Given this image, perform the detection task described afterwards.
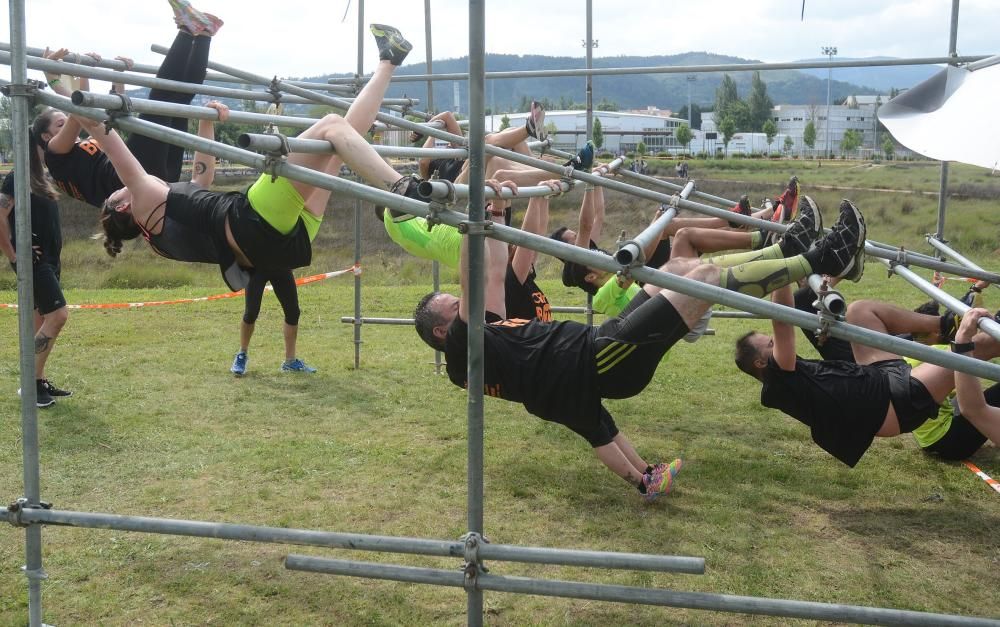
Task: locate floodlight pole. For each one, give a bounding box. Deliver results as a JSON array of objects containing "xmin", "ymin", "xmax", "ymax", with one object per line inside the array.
[
  {"xmin": 687, "ymin": 75, "xmax": 696, "ymax": 128},
  {"xmin": 822, "ymin": 46, "xmax": 837, "ymax": 158},
  {"xmin": 935, "ymin": 0, "xmax": 961, "ymax": 254}
]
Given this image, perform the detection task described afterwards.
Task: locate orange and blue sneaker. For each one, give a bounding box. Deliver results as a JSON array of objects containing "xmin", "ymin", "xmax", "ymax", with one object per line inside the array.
[{"xmin": 642, "ymin": 458, "xmax": 682, "ymax": 502}]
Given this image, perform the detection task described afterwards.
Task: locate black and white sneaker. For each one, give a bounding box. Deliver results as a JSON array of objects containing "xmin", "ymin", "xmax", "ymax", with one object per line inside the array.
[
  {"xmin": 40, "ymin": 379, "xmax": 72, "ymax": 398},
  {"xmin": 370, "ymin": 24, "xmax": 412, "ymax": 66},
  {"xmin": 807, "ymin": 199, "xmax": 866, "ymax": 281},
  {"xmin": 18, "ymin": 380, "xmax": 55, "ymax": 408},
  {"xmin": 525, "ymin": 101, "xmax": 547, "ymax": 141},
  {"xmin": 777, "ymin": 195, "xmax": 823, "ymax": 257},
  {"xmin": 386, "ymin": 175, "xmax": 425, "ymax": 223}
]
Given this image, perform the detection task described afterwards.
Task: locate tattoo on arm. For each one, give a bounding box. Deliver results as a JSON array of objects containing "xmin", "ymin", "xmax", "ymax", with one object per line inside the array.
[
  {"xmin": 193, "ymin": 161, "xmax": 207, "ymax": 176},
  {"xmin": 0, "ymin": 194, "xmax": 12, "ymax": 211},
  {"xmin": 34, "ymin": 332, "xmax": 52, "ymax": 355}
]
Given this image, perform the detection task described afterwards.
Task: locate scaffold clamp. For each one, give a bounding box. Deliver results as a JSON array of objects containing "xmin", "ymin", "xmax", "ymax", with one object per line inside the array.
[
  {"xmin": 5, "ymin": 497, "xmax": 52, "ymax": 528},
  {"xmin": 1, "ymin": 81, "xmax": 40, "ymax": 98},
  {"xmin": 262, "ymin": 133, "xmax": 290, "ymax": 182},
  {"xmin": 425, "ymin": 201, "xmax": 448, "ymax": 230},
  {"xmin": 267, "ymin": 77, "xmax": 283, "ymax": 102},
  {"xmin": 458, "ymin": 220, "xmax": 492, "ymax": 236},
  {"xmin": 103, "ymin": 92, "xmax": 134, "ymax": 134}
]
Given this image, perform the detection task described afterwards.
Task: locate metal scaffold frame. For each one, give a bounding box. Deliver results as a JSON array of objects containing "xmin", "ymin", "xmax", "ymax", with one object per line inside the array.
[{"xmin": 3, "ymin": 1, "xmax": 998, "ymax": 625}]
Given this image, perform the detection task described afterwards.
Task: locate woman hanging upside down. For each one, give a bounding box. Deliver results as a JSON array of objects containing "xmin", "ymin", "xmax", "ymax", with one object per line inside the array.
[{"xmin": 86, "ymin": 24, "xmax": 424, "ymax": 289}]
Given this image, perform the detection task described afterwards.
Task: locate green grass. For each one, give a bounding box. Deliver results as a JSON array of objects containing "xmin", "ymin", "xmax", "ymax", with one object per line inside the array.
[{"xmin": 0, "ymin": 162, "xmax": 999, "ymax": 625}]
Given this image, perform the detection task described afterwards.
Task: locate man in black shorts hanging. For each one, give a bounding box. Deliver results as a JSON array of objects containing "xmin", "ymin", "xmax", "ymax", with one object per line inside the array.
[
  {"xmin": 0, "ymin": 171, "xmax": 72, "ymax": 407},
  {"xmin": 414, "ymin": 199, "xmax": 868, "ymax": 500},
  {"xmin": 733, "ymin": 285, "xmax": 1000, "ymax": 467}
]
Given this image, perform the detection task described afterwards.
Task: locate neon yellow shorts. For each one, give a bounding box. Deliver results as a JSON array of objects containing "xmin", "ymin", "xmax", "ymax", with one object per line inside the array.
[
  {"xmin": 246, "ymin": 174, "xmax": 323, "ymax": 241},
  {"xmin": 382, "ymin": 209, "xmax": 461, "ymax": 268}
]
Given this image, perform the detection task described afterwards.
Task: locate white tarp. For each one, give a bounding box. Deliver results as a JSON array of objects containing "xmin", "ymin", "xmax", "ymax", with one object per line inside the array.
[{"xmin": 878, "ymin": 63, "xmax": 1000, "ymax": 171}]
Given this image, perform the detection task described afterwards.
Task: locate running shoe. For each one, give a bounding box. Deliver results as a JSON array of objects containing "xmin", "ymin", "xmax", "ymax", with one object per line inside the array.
[
  {"xmin": 370, "ymin": 24, "xmax": 412, "ymax": 66},
  {"xmin": 939, "ymin": 287, "xmax": 984, "ymax": 343},
  {"xmin": 168, "ymin": 0, "xmax": 223, "ymax": 37},
  {"xmin": 40, "ymin": 379, "xmax": 72, "ymax": 398},
  {"xmin": 18, "ymin": 380, "xmax": 55, "ymax": 408},
  {"xmin": 777, "ymin": 195, "xmax": 823, "ymax": 257},
  {"xmin": 641, "ymin": 465, "xmax": 679, "ymax": 503},
  {"xmin": 386, "ymin": 174, "xmax": 425, "ymax": 223},
  {"xmin": 806, "ymin": 199, "xmax": 866, "ymax": 281},
  {"xmin": 728, "ymin": 195, "xmax": 752, "ymax": 227},
  {"xmin": 650, "ymin": 458, "xmax": 683, "ymax": 481},
  {"xmin": 525, "ymin": 100, "xmax": 547, "ymax": 141},
  {"xmin": 231, "ymin": 350, "xmax": 248, "ymax": 376},
  {"xmin": 564, "ymin": 141, "xmax": 595, "ymax": 171},
  {"xmin": 281, "ymin": 358, "xmax": 317, "ymax": 373}
]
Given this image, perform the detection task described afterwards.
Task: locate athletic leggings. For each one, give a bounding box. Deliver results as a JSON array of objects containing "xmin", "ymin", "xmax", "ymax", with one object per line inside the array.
[
  {"xmin": 243, "ymin": 269, "xmax": 300, "ymax": 326},
  {"xmin": 127, "ymin": 30, "xmax": 211, "ymax": 182}
]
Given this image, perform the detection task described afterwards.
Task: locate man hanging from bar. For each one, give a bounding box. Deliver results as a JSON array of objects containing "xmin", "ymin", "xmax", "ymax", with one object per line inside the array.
[
  {"xmin": 733, "ymin": 275, "xmax": 1000, "ymax": 468},
  {"xmin": 413, "ymin": 195, "xmax": 867, "ymax": 501},
  {"xmin": 951, "ymin": 308, "xmax": 1000, "ymax": 449},
  {"xmin": 66, "ymin": 24, "xmax": 424, "ymax": 290}
]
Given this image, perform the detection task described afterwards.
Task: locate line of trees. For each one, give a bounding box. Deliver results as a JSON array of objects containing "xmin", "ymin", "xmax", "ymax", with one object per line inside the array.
[{"xmin": 712, "ymin": 71, "xmax": 774, "ymax": 156}]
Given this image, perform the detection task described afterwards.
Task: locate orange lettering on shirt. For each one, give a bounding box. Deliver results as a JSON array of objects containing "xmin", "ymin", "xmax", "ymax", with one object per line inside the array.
[{"xmin": 77, "ymin": 139, "xmax": 102, "ymax": 156}]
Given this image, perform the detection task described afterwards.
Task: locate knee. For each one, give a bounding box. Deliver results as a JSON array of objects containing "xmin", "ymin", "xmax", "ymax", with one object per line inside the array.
[
  {"xmin": 320, "ymin": 113, "xmax": 346, "ymax": 128},
  {"xmin": 686, "ymin": 263, "xmax": 720, "ymax": 286},
  {"xmin": 284, "ymin": 307, "xmax": 301, "ymax": 326},
  {"xmin": 46, "ymin": 307, "xmax": 68, "ymax": 332},
  {"xmin": 845, "ymin": 299, "xmax": 876, "ymax": 323}
]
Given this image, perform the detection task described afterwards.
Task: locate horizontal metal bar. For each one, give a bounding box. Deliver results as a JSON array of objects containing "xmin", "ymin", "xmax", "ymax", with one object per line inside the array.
[
  {"xmin": 33, "ymin": 89, "xmax": 1000, "ymax": 381},
  {"xmin": 418, "ymin": 178, "xmax": 573, "ymax": 201},
  {"xmin": 327, "ymin": 55, "xmax": 989, "ymax": 84},
  {"xmin": 340, "ymin": 316, "xmax": 415, "ymax": 326},
  {"xmin": 3, "ymin": 506, "xmax": 703, "ymax": 574},
  {"xmin": 284, "ymin": 556, "xmax": 999, "ymax": 626},
  {"xmin": 967, "ymin": 54, "xmax": 1000, "ymax": 71},
  {"xmin": 615, "ymin": 181, "xmax": 693, "ymax": 266},
  {"xmin": 864, "ymin": 246, "xmax": 1000, "ymax": 284},
  {"xmin": 238, "ymin": 132, "xmax": 468, "ymax": 159},
  {"xmin": 807, "ymin": 274, "xmax": 845, "ymax": 316}
]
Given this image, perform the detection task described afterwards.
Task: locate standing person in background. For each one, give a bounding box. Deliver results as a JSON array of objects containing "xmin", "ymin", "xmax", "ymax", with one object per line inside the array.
[
  {"xmin": 230, "ymin": 270, "xmax": 316, "ymax": 376},
  {"xmin": 0, "ymin": 141, "xmax": 71, "ymax": 407}
]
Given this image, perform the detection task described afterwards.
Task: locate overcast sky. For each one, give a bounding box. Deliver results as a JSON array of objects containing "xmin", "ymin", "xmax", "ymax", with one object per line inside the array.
[{"xmin": 2, "ymin": 0, "xmax": 997, "ymax": 89}]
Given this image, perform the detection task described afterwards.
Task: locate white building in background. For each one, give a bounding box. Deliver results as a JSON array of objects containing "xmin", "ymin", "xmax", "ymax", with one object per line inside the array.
[
  {"xmin": 484, "ymin": 110, "xmax": 687, "ymax": 154},
  {"xmin": 702, "ymin": 95, "xmax": 885, "ymax": 157}
]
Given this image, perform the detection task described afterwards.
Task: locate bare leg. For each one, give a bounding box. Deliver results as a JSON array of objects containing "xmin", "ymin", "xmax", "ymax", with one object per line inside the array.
[
  {"xmin": 846, "ymin": 299, "xmax": 941, "ymax": 364},
  {"xmin": 594, "ymin": 441, "xmax": 647, "ymax": 488},
  {"xmin": 283, "ymin": 322, "xmax": 297, "ymax": 361},
  {"xmin": 239, "ymin": 320, "xmax": 254, "ymax": 352},
  {"xmin": 34, "ymin": 307, "xmax": 67, "ymax": 380},
  {"xmin": 611, "ymin": 433, "xmax": 650, "ymax": 474},
  {"xmin": 672, "ymin": 227, "xmax": 753, "ymax": 258}
]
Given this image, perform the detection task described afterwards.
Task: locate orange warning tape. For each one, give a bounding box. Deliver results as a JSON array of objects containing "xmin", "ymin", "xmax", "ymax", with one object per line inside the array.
[
  {"xmin": 0, "ymin": 265, "xmax": 360, "ymax": 310},
  {"xmin": 962, "ymin": 460, "xmax": 1000, "ymax": 495}
]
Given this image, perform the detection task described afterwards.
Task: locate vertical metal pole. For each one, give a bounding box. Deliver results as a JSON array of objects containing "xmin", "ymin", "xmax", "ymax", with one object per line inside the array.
[
  {"xmin": 584, "ymin": 0, "xmax": 595, "ymax": 327},
  {"xmin": 352, "ymin": 0, "xmax": 365, "ymax": 369},
  {"xmin": 425, "ymin": 0, "xmax": 444, "ymax": 375},
  {"xmin": 467, "ymin": 1, "xmax": 487, "ymax": 624},
  {"xmin": 935, "ymin": 0, "xmax": 960, "ymax": 249},
  {"xmin": 9, "ymin": 2, "xmax": 45, "ymax": 624},
  {"xmin": 825, "ymin": 59, "xmax": 832, "ymax": 157}
]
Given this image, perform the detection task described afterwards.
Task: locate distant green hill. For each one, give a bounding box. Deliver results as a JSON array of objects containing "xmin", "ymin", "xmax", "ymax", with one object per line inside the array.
[{"xmin": 298, "ymin": 51, "xmax": 884, "ymax": 114}]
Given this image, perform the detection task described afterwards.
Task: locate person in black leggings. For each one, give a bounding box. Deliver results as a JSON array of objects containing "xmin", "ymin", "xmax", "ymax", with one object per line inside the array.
[
  {"xmin": 33, "ymin": 4, "xmax": 217, "ymax": 207},
  {"xmin": 230, "ymin": 269, "xmax": 315, "ymax": 376}
]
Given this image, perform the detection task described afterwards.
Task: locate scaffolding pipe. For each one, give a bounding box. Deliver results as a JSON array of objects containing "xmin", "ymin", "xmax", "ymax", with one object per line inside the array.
[
  {"xmin": 284, "ymin": 556, "xmax": 1000, "ymax": 627},
  {"xmin": 340, "ymin": 316, "xmax": 414, "ymax": 326},
  {"xmin": 806, "ymin": 274, "xmax": 846, "ymax": 316},
  {"xmin": 1, "ymin": 506, "xmax": 703, "ymax": 573},
  {"xmin": 326, "ymin": 55, "xmax": 989, "ymax": 84},
  {"xmin": 926, "ymin": 236, "xmax": 989, "ymax": 275},
  {"xmin": 7, "ymin": 2, "xmax": 45, "ymax": 624},
  {"xmin": 615, "ymin": 181, "xmax": 693, "ymax": 265},
  {"xmin": 239, "ymin": 132, "xmax": 468, "ymax": 159},
  {"xmin": 30, "ymin": 90, "xmax": 1000, "ymax": 381},
  {"xmin": 419, "ymin": 179, "xmax": 572, "ymax": 201},
  {"xmin": 878, "ymin": 259, "xmax": 1000, "ymax": 342},
  {"xmin": 0, "ymin": 41, "xmax": 358, "ymax": 93}
]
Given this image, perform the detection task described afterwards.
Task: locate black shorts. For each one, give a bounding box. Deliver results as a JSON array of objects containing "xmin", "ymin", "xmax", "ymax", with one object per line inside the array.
[
  {"xmin": 880, "ymin": 359, "xmax": 940, "ymax": 433},
  {"xmin": 32, "ymin": 262, "xmax": 66, "ymax": 315},
  {"xmin": 594, "ymin": 290, "xmax": 688, "ymax": 399},
  {"xmin": 549, "ymin": 404, "xmax": 620, "ymax": 448},
  {"xmin": 923, "ymin": 383, "xmax": 997, "ymax": 460}
]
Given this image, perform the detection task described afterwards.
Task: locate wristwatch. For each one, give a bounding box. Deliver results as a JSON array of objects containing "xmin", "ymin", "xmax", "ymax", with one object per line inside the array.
[{"xmin": 950, "ymin": 341, "xmax": 975, "ymax": 354}]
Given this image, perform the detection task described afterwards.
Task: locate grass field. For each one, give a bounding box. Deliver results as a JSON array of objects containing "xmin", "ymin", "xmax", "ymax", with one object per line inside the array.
[{"xmin": 0, "ymin": 159, "xmax": 998, "ymax": 625}]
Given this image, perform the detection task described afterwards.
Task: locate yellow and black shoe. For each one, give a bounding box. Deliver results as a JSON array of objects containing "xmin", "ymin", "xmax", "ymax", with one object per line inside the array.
[{"xmin": 370, "ymin": 24, "xmax": 412, "ymax": 66}]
